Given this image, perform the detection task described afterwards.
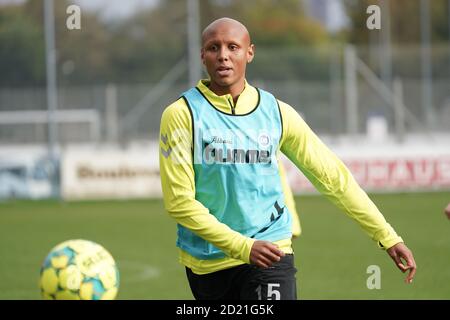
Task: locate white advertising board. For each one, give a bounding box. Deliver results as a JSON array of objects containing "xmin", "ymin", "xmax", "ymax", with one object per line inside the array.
[{"xmin": 62, "ymin": 147, "xmax": 161, "ymax": 200}]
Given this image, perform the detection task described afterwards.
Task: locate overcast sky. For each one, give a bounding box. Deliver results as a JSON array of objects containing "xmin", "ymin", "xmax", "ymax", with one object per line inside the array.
[
  {"xmin": 0, "ymin": 0, "xmax": 159, "ymax": 20},
  {"xmin": 73, "ymin": 0, "xmax": 158, "ymax": 20}
]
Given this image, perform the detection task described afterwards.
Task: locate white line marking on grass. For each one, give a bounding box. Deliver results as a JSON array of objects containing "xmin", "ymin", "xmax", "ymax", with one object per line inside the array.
[{"xmin": 117, "ymin": 260, "xmax": 160, "ymax": 284}]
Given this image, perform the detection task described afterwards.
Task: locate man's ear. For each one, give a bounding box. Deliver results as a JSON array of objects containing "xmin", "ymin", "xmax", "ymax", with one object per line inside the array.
[
  {"xmin": 201, "ymin": 48, "xmax": 206, "ymax": 65},
  {"xmin": 247, "ymin": 44, "xmax": 255, "ymax": 63}
]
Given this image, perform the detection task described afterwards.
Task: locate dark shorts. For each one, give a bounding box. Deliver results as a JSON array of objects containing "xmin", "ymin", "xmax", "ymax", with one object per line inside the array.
[{"xmin": 185, "ymin": 254, "xmax": 297, "ymax": 300}]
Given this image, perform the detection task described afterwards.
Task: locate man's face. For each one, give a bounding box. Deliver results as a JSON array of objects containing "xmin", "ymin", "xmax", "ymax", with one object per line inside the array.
[{"xmin": 201, "ymin": 24, "xmax": 254, "ymax": 93}]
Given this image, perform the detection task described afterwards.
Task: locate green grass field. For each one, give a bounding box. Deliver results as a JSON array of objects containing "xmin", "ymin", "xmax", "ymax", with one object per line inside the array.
[{"xmin": 0, "ymin": 192, "xmax": 449, "ymax": 300}]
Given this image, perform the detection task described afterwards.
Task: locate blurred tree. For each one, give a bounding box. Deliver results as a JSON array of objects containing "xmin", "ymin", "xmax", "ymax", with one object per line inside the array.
[
  {"xmin": 107, "ymin": 0, "xmax": 331, "ymax": 83},
  {"xmin": 0, "ymin": 0, "xmax": 337, "ymax": 86},
  {"xmin": 202, "ymin": 0, "xmax": 329, "ymax": 46},
  {"xmin": 107, "ymin": 0, "xmax": 187, "ymax": 83},
  {"xmin": 0, "ymin": 4, "xmax": 45, "ymax": 86},
  {"xmin": 343, "ymin": 0, "xmax": 449, "ymax": 44},
  {"xmin": 51, "ymin": 1, "xmax": 112, "ymax": 85},
  {"xmin": 0, "ymin": 0, "xmax": 112, "ymax": 86}
]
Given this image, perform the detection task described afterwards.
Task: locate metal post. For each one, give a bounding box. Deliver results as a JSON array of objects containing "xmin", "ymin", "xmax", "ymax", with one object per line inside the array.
[
  {"xmin": 329, "ymin": 44, "xmax": 341, "ymax": 135},
  {"xmin": 345, "ymin": 45, "xmax": 358, "ymax": 136},
  {"xmin": 187, "ymin": 0, "xmax": 201, "ymax": 87},
  {"xmin": 393, "ymin": 78, "xmax": 405, "ymax": 143},
  {"xmin": 379, "ymin": 0, "xmax": 392, "ymax": 88},
  {"xmin": 44, "ymin": 0, "xmax": 58, "ymax": 157},
  {"xmin": 105, "ymin": 84, "xmax": 118, "ymax": 144},
  {"xmin": 420, "ymin": 0, "xmax": 435, "ymax": 128}
]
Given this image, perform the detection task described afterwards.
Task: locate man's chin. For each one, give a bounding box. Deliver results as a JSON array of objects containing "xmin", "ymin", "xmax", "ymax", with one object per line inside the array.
[{"xmin": 211, "ymin": 77, "xmax": 236, "ymax": 88}]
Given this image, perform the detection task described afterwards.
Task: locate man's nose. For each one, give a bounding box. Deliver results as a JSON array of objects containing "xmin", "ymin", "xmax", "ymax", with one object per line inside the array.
[{"xmin": 218, "ymin": 47, "xmax": 229, "ymax": 61}]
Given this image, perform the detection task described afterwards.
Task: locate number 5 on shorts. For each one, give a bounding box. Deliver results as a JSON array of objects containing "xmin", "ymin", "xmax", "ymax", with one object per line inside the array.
[{"xmin": 256, "ymin": 283, "xmax": 281, "ymax": 300}]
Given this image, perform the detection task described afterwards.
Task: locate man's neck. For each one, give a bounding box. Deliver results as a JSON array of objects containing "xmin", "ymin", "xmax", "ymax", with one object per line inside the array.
[{"xmin": 208, "ymin": 80, "xmax": 245, "ymax": 104}]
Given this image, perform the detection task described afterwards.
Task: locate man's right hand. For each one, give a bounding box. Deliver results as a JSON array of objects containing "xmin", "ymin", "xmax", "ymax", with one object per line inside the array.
[
  {"xmin": 445, "ymin": 203, "xmax": 450, "ymax": 219},
  {"xmin": 250, "ymin": 240, "xmax": 285, "ymax": 268}
]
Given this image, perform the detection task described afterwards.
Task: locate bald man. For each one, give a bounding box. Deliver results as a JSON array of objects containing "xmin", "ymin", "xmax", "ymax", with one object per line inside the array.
[{"xmin": 159, "ymin": 17, "xmax": 416, "ymax": 300}]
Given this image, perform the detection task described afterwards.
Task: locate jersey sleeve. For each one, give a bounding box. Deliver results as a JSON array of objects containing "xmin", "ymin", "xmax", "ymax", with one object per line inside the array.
[
  {"xmin": 277, "ymin": 100, "xmax": 403, "ymax": 249},
  {"xmin": 278, "ymin": 158, "xmax": 302, "ymax": 238},
  {"xmin": 159, "ymin": 98, "xmax": 255, "ymax": 262}
]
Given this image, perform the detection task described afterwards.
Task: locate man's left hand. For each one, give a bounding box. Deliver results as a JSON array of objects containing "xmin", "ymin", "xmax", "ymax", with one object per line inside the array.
[
  {"xmin": 386, "ymin": 242, "xmax": 417, "ymax": 284},
  {"xmin": 444, "ymin": 203, "xmax": 450, "ymax": 219}
]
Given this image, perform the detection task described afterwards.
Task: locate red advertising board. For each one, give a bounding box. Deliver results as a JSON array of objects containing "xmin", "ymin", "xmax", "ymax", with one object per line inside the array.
[{"xmin": 283, "ymin": 156, "xmax": 450, "ymax": 193}]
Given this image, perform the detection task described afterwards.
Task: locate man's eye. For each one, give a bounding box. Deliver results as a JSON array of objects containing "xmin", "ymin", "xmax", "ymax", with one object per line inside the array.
[
  {"xmin": 209, "ymin": 45, "xmax": 218, "ymax": 51},
  {"xmin": 229, "ymin": 45, "xmax": 238, "ymax": 50}
]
